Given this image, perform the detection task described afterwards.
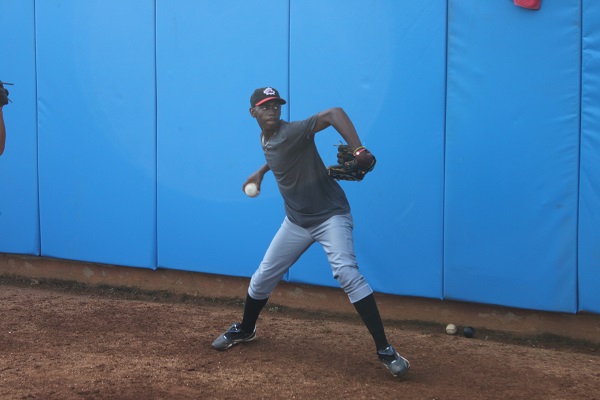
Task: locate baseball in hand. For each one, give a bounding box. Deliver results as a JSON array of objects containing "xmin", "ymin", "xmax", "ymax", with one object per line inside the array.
[{"xmin": 244, "ymin": 183, "xmax": 259, "ymax": 198}]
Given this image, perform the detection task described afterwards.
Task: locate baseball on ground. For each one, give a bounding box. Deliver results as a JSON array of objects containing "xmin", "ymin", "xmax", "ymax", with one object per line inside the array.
[
  {"xmin": 463, "ymin": 326, "xmax": 475, "ymax": 338},
  {"xmin": 445, "ymin": 323, "xmax": 458, "ymax": 335}
]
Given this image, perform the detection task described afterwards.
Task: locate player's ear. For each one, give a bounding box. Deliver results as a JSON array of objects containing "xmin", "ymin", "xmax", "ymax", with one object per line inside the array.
[{"xmin": 249, "ymin": 107, "xmax": 257, "ymax": 118}]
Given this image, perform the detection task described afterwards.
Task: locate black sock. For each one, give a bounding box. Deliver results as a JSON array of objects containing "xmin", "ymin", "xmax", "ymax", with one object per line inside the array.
[
  {"xmin": 353, "ymin": 293, "xmax": 389, "ymax": 352},
  {"xmin": 240, "ymin": 294, "xmax": 268, "ymax": 333}
]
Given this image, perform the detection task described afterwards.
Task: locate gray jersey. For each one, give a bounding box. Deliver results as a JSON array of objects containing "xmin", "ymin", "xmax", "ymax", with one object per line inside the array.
[{"xmin": 261, "ymin": 115, "xmax": 350, "ymax": 228}]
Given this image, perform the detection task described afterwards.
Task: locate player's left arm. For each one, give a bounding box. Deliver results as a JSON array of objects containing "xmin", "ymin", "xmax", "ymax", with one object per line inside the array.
[
  {"xmin": 311, "ymin": 107, "xmax": 362, "ymax": 149},
  {"xmin": 311, "ymin": 107, "xmax": 374, "ymax": 168}
]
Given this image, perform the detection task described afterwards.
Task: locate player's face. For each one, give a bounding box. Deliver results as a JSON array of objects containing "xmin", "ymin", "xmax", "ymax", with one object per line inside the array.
[{"xmin": 250, "ymin": 101, "xmax": 282, "ymax": 131}]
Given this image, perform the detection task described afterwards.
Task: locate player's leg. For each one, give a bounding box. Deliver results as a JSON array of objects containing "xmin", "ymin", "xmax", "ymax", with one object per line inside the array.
[
  {"xmin": 354, "ymin": 294, "xmax": 410, "ymax": 377},
  {"xmin": 310, "ymin": 213, "xmax": 372, "ymax": 303},
  {"xmin": 247, "ymin": 217, "xmax": 314, "ymax": 301},
  {"xmin": 313, "ymin": 213, "xmax": 410, "ymax": 377},
  {"xmin": 212, "ymin": 217, "xmax": 314, "ymax": 351},
  {"xmin": 312, "ymin": 214, "xmax": 382, "ymax": 342},
  {"xmin": 243, "ymin": 217, "xmax": 313, "ymax": 330}
]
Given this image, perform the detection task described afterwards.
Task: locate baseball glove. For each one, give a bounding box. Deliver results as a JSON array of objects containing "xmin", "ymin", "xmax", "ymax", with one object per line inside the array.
[
  {"xmin": 0, "ymin": 81, "xmax": 11, "ymax": 107},
  {"xmin": 327, "ymin": 144, "xmax": 376, "ymax": 181}
]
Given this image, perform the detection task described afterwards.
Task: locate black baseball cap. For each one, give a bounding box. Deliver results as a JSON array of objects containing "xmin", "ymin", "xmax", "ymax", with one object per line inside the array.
[{"xmin": 250, "ymin": 87, "xmax": 287, "ymax": 107}]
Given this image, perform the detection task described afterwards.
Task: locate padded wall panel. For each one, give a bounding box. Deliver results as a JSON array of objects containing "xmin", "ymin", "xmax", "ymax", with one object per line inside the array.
[
  {"xmin": 579, "ymin": 0, "xmax": 600, "ymax": 313},
  {"xmin": 156, "ymin": 0, "xmax": 289, "ymax": 277},
  {"xmin": 0, "ymin": 0, "xmax": 40, "ymax": 255},
  {"xmin": 35, "ymin": 0, "xmax": 157, "ymax": 268},
  {"xmin": 287, "ymin": 0, "xmax": 447, "ymax": 298},
  {"xmin": 445, "ymin": 0, "xmax": 580, "ymax": 312}
]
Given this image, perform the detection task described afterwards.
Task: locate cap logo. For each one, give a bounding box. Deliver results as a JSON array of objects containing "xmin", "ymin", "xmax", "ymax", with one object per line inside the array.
[{"xmin": 263, "ymin": 87, "xmax": 276, "ymax": 96}]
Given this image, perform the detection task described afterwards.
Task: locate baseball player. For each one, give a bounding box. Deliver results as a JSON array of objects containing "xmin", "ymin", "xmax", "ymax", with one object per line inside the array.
[
  {"xmin": 0, "ymin": 81, "xmax": 10, "ymax": 156},
  {"xmin": 212, "ymin": 87, "xmax": 410, "ymax": 378}
]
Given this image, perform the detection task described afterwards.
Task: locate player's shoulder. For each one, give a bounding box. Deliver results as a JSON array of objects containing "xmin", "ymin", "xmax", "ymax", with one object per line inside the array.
[
  {"xmin": 284, "ymin": 114, "xmax": 318, "ymax": 132},
  {"xmin": 280, "ymin": 118, "xmax": 301, "ymax": 131}
]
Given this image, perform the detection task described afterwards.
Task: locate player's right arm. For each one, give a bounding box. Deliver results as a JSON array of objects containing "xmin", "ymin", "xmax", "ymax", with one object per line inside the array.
[{"xmin": 242, "ymin": 163, "xmax": 270, "ymax": 193}]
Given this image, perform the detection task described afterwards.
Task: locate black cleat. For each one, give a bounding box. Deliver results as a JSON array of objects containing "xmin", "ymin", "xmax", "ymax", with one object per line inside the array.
[
  {"xmin": 378, "ymin": 345, "xmax": 410, "ymax": 377},
  {"xmin": 212, "ymin": 323, "xmax": 256, "ymax": 351}
]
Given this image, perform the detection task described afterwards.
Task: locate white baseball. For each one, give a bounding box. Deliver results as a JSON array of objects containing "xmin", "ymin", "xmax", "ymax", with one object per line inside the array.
[
  {"xmin": 244, "ymin": 183, "xmax": 259, "ymax": 198},
  {"xmin": 446, "ymin": 323, "xmax": 457, "ymax": 335}
]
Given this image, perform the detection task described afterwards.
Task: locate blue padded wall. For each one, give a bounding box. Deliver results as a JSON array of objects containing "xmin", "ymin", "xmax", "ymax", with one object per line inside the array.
[
  {"xmin": 287, "ymin": 0, "xmax": 447, "ymax": 299},
  {"xmin": 445, "ymin": 0, "xmax": 580, "ymax": 312},
  {"xmin": 579, "ymin": 0, "xmax": 600, "ymax": 314},
  {"xmin": 156, "ymin": 1, "xmax": 290, "ymax": 276},
  {"xmin": 0, "ymin": 0, "xmax": 40, "ymax": 255},
  {"xmin": 35, "ymin": 0, "xmax": 157, "ymax": 268}
]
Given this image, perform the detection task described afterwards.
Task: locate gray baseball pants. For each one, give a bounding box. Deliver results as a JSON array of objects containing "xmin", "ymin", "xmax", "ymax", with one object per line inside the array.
[{"xmin": 248, "ymin": 213, "xmax": 373, "ymax": 303}]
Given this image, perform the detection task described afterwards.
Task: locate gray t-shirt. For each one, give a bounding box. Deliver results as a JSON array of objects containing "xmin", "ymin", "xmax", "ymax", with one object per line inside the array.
[{"xmin": 261, "ymin": 115, "xmax": 350, "ymax": 228}]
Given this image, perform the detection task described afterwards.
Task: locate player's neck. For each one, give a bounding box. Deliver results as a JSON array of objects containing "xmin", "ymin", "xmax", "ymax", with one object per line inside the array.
[
  {"xmin": 262, "ymin": 128, "xmax": 277, "ymax": 141},
  {"xmin": 261, "ymin": 130, "xmax": 278, "ymax": 147},
  {"xmin": 259, "ymin": 118, "xmax": 281, "ymax": 139}
]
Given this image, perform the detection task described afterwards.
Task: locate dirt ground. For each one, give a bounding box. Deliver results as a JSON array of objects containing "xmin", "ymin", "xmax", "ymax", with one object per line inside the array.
[{"xmin": 1, "ymin": 277, "xmax": 599, "ymax": 400}]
